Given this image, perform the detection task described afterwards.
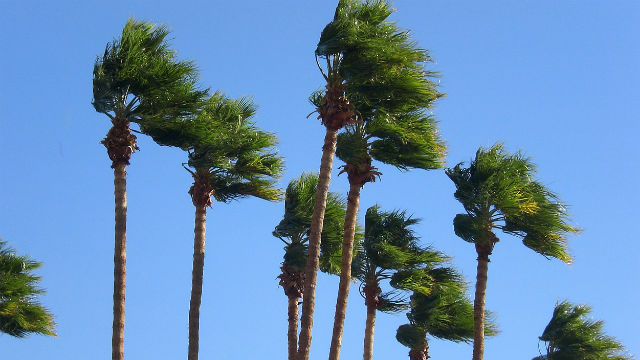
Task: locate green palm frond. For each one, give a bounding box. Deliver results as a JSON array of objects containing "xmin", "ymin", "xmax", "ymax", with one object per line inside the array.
[
  {"xmin": 446, "ymin": 144, "xmax": 579, "ymax": 262},
  {"xmin": 92, "ymin": 18, "xmax": 207, "ymax": 124},
  {"xmin": 272, "ymin": 173, "xmax": 357, "ymax": 275},
  {"xmin": 144, "ymin": 92, "xmax": 284, "ymax": 202},
  {"xmin": 0, "ymin": 240, "xmax": 56, "ymax": 337},
  {"xmin": 534, "ymin": 301, "xmax": 630, "ymax": 360}
]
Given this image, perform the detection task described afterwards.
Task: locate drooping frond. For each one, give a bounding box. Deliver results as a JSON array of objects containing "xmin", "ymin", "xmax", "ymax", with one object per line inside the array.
[
  {"xmin": 0, "ymin": 240, "xmax": 56, "ymax": 337},
  {"xmin": 534, "ymin": 301, "xmax": 630, "ymax": 360},
  {"xmin": 143, "ymin": 92, "xmax": 284, "ymax": 202},
  {"xmin": 272, "ymin": 173, "xmax": 353, "ymax": 275},
  {"xmin": 446, "ymin": 144, "xmax": 579, "ymax": 262},
  {"xmin": 92, "ymin": 18, "xmax": 207, "ymax": 124}
]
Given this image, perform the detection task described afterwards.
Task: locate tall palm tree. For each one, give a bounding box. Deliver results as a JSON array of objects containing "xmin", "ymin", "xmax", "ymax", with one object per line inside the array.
[
  {"xmin": 142, "ymin": 92, "xmax": 283, "ymax": 360},
  {"xmin": 0, "ymin": 240, "xmax": 55, "ymax": 337},
  {"xmin": 273, "ymin": 173, "xmax": 353, "ymax": 360},
  {"xmin": 533, "ymin": 301, "xmax": 630, "ymax": 360},
  {"xmin": 446, "ymin": 144, "xmax": 580, "ymax": 360},
  {"xmin": 92, "ymin": 18, "xmax": 206, "ymax": 360},
  {"xmin": 353, "ymin": 206, "xmax": 442, "ymax": 360}
]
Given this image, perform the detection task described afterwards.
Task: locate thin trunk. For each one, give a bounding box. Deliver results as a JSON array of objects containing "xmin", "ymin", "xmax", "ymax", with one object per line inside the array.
[
  {"xmin": 288, "ymin": 296, "xmax": 300, "ymax": 360},
  {"xmin": 188, "ymin": 204, "xmax": 207, "ymax": 360},
  {"xmin": 328, "ymin": 182, "xmax": 361, "ymax": 360},
  {"xmin": 297, "ymin": 128, "xmax": 339, "ymax": 360},
  {"xmin": 472, "ymin": 249, "xmax": 490, "ymax": 360},
  {"xmin": 112, "ymin": 163, "xmax": 127, "ymax": 360},
  {"xmin": 362, "ymin": 304, "xmax": 376, "ymax": 360}
]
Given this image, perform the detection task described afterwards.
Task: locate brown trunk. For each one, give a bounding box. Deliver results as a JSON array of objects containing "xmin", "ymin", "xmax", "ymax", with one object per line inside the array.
[
  {"xmin": 408, "ymin": 341, "xmax": 429, "ymax": 360},
  {"xmin": 104, "ymin": 118, "xmax": 136, "ymax": 360},
  {"xmin": 472, "ymin": 244, "xmax": 492, "ymax": 360},
  {"xmin": 328, "ymin": 182, "xmax": 362, "ymax": 360},
  {"xmin": 288, "ymin": 296, "xmax": 300, "ymax": 360},
  {"xmin": 188, "ymin": 171, "xmax": 213, "ymax": 360},
  {"xmin": 112, "ymin": 162, "xmax": 127, "ymax": 360},
  {"xmin": 362, "ymin": 304, "xmax": 376, "ymax": 360},
  {"xmin": 188, "ymin": 204, "xmax": 207, "ymax": 360},
  {"xmin": 297, "ymin": 128, "xmax": 339, "ymax": 360}
]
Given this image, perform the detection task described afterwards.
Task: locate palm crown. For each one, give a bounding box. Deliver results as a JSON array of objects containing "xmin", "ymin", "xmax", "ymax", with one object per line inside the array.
[
  {"xmin": 534, "ymin": 301, "xmax": 630, "ymax": 360},
  {"xmin": 92, "ymin": 18, "xmax": 206, "ymax": 125},
  {"xmin": 143, "ymin": 92, "xmax": 283, "ymax": 204},
  {"xmin": 446, "ymin": 143, "xmax": 579, "ymax": 262},
  {"xmin": 0, "ymin": 240, "xmax": 55, "ymax": 337},
  {"xmin": 273, "ymin": 173, "xmax": 354, "ymax": 276}
]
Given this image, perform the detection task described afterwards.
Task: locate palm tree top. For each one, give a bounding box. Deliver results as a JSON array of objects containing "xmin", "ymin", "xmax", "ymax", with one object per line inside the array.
[
  {"xmin": 534, "ymin": 301, "xmax": 631, "ymax": 360},
  {"xmin": 312, "ymin": 0, "xmax": 443, "ymax": 128},
  {"xmin": 92, "ymin": 18, "xmax": 207, "ymax": 125},
  {"xmin": 143, "ymin": 92, "xmax": 284, "ymax": 203},
  {"xmin": 446, "ymin": 143, "xmax": 579, "ymax": 263},
  {"xmin": 273, "ymin": 173, "xmax": 356, "ymax": 274},
  {"xmin": 0, "ymin": 240, "xmax": 56, "ymax": 337}
]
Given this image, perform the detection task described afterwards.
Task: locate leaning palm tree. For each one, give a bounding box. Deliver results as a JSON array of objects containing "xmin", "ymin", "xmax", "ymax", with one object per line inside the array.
[
  {"xmin": 142, "ymin": 92, "xmax": 283, "ymax": 360},
  {"xmin": 533, "ymin": 301, "xmax": 631, "ymax": 360},
  {"xmin": 446, "ymin": 144, "xmax": 580, "ymax": 360},
  {"xmin": 0, "ymin": 240, "xmax": 55, "ymax": 337},
  {"xmin": 300, "ymin": 2, "xmax": 445, "ymax": 359},
  {"xmin": 273, "ymin": 173, "xmax": 352, "ymax": 360},
  {"xmin": 92, "ymin": 18, "xmax": 206, "ymax": 360},
  {"xmin": 353, "ymin": 206, "xmax": 442, "ymax": 360}
]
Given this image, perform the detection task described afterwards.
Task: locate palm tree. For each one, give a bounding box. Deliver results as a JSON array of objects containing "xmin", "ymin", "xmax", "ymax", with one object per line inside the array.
[
  {"xmin": 352, "ymin": 206, "xmax": 441, "ymax": 360},
  {"xmin": 0, "ymin": 239, "xmax": 55, "ymax": 337},
  {"xmin": 272, "ymin": 173, "xmax": 353, "ymax": 360},
  {"xmin": 534, "ymin": 301, "xmax": 630, "ymax": 360},
  {"xmin": 446, "ymin": 144, "xmax": 580, "ymax": 360},
  {"xmin": 142, "ymin": 92, "xmax": 283, "ymax": 360},
  {"xmin": 92, "ymin": 18, "xmax": 206, "ymax": 360}
]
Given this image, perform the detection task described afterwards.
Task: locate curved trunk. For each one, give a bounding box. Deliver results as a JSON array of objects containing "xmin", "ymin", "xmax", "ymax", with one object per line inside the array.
[
  {"xmin": 328, "ymin": 183, "xmax": 362, "ymax": 360},
  {"xmin": 288, "ymin": 296, "xmax": 300, "ymax": 360},
  {"xmin": 362, "ymin": 304, "xmax": 376, "ymax": 360},
  {"xmin": 297, "ymin": 128, "xmax": 339, "ymax": 360},
  {"xmin": 112, "ymin": 162, "xmax": 127, "ymax": 360},
  {"xmin": 472, "ymin": 247, "xmax": 491, "ymax": 360},
  {"xmin": 188, "ymin": 204, "xmax": 207, "ymax": 360}
]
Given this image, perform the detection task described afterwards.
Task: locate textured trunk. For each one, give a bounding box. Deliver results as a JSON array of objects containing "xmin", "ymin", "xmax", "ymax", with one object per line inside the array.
[
  {"xmin": 328, "ymin": 182, "xmax": 362, "ymax": 360},
  {"xmin": 297, "ymin": 128, "xmax": 339, "ymax": 360},
  {"xmin": 288, "ymin": 296, "xmax": 300, "ymax": 360},
  {"xmin": 188, "ymin": 204, "xmax": 207, "ymax": 360},
  {"xmin": 408, "ymin": 341, "xmax": 429, "ymax": 360},
  {"xmin": 362, "ymin": 304, "xmax": 376, "ymax": 360},
  {"xmin": 112, "ymin": 163, "xmax": 127, "ymax": 360},
  {"xmin": 472, "ymin": 248, "xmax": 490, "ymax": 360}
]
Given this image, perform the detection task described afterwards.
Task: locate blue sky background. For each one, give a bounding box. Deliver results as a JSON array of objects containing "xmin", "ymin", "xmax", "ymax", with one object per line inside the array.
[{"xmin": 1, "ymin": 1, "xmax": 638, "ymax": 359}]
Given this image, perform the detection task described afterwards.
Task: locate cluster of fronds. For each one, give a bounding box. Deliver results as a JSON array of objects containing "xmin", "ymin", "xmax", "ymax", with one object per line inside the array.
[
  {"xmin": 446, "ymin": 143, "xmax": 579, "ymax": 262},
  {"xmin": 0, "ymin": 240, "xmax": 56, "ymax": 337},
  {"xmin": 534, "ymin": 301, "xmax": 631, "ymax": 360}
]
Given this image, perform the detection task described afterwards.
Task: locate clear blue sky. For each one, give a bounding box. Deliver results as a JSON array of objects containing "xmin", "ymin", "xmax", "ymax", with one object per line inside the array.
[{"xmin": 1, "ymin": 1, "xmax": 638, "ymax": 359}]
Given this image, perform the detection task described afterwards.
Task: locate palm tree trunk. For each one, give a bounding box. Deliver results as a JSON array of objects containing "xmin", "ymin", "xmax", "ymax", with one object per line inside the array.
[
  {"xmin": 408, "ymin": 341, "xmax": 429, "ymax": 360},
  {"xmin": 112, "ymin": 162, "xmax": 127, "ymax": 360},
  {"xmin": 288, "ymin": 296, "xmax": 299, "ymax": 360},
  {"xmin": 328, "ymin": 182, "xmax": 361, "ymax": 360},
  {"xmin": 362, "ymin": 304, "xmax": 376, "ymax": 360},
  {"xmin": 472, "ymin": 247, "xmax": 491, "ymax": 360},
  {"xmin": 297, "ymin": 128, "xmax": 339, "ymax": 360},
  {"xmin": 188, "ymin": 204, "xmax": 207, "ymax": 360}
]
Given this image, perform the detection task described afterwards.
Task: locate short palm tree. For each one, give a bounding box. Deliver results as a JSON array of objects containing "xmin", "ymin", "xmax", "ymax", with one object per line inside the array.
[
  {"xmin": 354, "ymin": 206, "xmax": 447, "ymax": 360},
  {"xmin": 92, "ymin": 18, "xmax": 206, "ymax": 360},
  {"xmin": 0, "ymin": 240, "xmax": 55, "ymax": 337},
  {"xmin": 446, "ymin": 144, "xmax": 580, "ymax": 360},
  {"xmin": 142, "ymin": 92, "xmax": 283, "ymax": 360},
  {"xmin": 534, "ymin": 301, "xmax": 630, "ymax": 360},
  {"xmin": 272, "ymin": 173, "xmax": 351, "ymax": 360}
]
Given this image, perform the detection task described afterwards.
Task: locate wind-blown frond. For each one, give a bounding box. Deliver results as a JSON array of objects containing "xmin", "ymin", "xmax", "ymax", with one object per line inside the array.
[
  {"xmin": 0, "ymin": 240, "xmax": 56, "ymax": 337},
  {"xmin": 446, "ymin": 143, "xmax": 579, "ymax": 262},
  {"xmin": 534, "ymin": 301, "xmax": 630, "ymax": 360}
]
